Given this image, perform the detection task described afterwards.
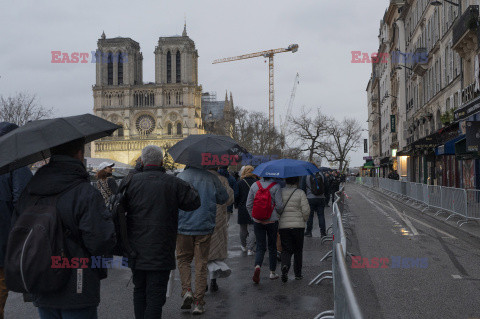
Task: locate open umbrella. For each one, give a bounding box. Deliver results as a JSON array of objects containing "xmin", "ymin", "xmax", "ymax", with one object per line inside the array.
[
  {"xmin": 167, "ymin": 134, "xmax": 247, "ymax": 168},
  {"xmin": 252, "ymin": 158, "xmax": 320, "ymax": 178},
  {"xmin": 0, "ymin": 114, "xmax": 120, "ymax": 174}
]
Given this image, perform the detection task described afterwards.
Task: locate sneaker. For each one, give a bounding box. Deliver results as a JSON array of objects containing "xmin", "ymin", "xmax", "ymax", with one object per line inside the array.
[
  {"xmin": 281, "ymin": 265, "xmax": 288, "ymax": 283},
  {"xmin": 252, "ymin": 266, "xmax": 261, "ymax": 284},
  {"xmin": 304, "ymin": 232, "xmax": 312, "ymax": 237},
  {"xmin": 295, "ymin": 275, "xmax": 304, "ymax": 280},
  {"xmin": 241, "ymin": 245, "xmax": 247, "ymax": 252},
  {"xmin": 247, "ymin": 250, "xmax": 254, "ymax": 256},
  {"xmin": 269, "ymin": 272, "xmax": 279, "ymax": 280},
  {"xmin": 192, "ymin": 302, "xmax": 205, "ymax": 315},
  {"xmin": 181, "ymin": 290, "xmax": 193, "ymax": 310}
]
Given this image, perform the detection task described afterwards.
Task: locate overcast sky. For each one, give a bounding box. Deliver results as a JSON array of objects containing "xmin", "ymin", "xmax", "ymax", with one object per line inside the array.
[{"xmin": 0, "ymin": 0, "xmax": 387, "ymax": 167}]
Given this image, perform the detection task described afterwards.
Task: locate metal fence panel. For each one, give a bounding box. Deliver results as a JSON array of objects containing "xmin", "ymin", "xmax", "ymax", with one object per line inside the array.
[
  {"xmin": 333, "ymin": 243, "xmax": 364, "ymax": 319},
  {"xmin": 452, "ymin": 188, "xmax": 467, "ymax": 217},
  {"xmin": 428, "ymin": 185, "xmax": 442, "ymax": 210},
  {"xmin": 466, "ymin": 189, "xmax": 480, "ymax": 220},
  {"xmin": 441, "ymin": 187, "xmax": 455, "ymax": 213}
]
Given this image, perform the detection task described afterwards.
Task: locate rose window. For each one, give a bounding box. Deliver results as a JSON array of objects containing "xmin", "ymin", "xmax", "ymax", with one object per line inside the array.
[{"xmin": 136, "ymin": 115, "xmax": 155, "ymax": 135}]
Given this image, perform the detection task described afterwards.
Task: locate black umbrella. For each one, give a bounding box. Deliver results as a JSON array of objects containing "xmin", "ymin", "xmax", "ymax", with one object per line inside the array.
[
  {"xmin": 0, "ymin": 114, "xmax": 120, "ymax": 174},
  {"xmin": 167, "ymin": 134, "xmax": 247, "ymax": 168}
]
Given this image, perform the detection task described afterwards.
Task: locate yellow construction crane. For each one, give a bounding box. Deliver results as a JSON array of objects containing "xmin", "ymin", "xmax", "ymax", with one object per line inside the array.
[{"xmin": 213, "ymin": 44, "xmax": 299, "ymax": 129}]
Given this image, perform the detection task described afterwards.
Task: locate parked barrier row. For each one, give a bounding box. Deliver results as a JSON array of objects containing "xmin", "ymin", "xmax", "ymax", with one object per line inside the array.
[
  {"xmin": 311, "ymin": 186, "xmax": 363, "ymax": 319},
  {"xmin": 358, "ymin": 177, "xmax": 480, "ymax": 226}
]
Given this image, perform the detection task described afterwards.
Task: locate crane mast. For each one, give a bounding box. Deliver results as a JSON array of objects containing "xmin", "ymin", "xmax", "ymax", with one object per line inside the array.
[
  {"xmin": 213, "ymin": 44, "xmax": 299, "ymax": 129},
  {"xmin": 281, "ymin": 72, "xmax": 300, "ymax": 137}
]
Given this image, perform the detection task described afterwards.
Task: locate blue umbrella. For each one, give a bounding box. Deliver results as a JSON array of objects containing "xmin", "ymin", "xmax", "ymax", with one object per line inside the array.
[{"xmin": 252, "ymin": 159, "xmax": 320, "ymax": 178}]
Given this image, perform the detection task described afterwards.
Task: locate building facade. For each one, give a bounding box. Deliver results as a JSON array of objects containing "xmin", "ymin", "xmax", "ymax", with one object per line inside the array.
[
  {"xmin": 92, "ymin": 27, "xmax": 212, "ymax": 165},
  {"xmin": 367, "ymin": 0, "xmax": 480, "ymax": 188}
]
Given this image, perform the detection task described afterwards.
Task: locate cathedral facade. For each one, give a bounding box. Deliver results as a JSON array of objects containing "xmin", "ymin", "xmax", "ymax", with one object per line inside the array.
[{"xmin": 92, "ymin": 26, "xmax": 209, "ymax": 166}]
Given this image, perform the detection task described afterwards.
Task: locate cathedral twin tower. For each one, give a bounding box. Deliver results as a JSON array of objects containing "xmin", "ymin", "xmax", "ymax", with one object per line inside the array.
[{"xmin": 92, "ymin": 25, "xmax": 205, "ymax": 165}]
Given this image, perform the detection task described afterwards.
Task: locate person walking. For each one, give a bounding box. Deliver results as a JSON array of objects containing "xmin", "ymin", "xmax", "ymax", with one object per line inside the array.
[
  {"xmin": 323, "ymin": 172, "xmax": 331, "ymax": 207},
  {"xmin": 246, "ymin": 177, "xmax": 283, "ymax": 284},
  {"xmin": 13, "ymin": 138, "xmax": 116, "ymax": 319},
  {"xmin": 96, "ymin": 162, "xmax": 118, "ymax": 205},
  {"xmin": 330, "ymin": 171, "xmax": 341, "ymax": 205},
  {"xmin": 279, "ymin": 176, "xmax": 310, "ymax": 282},
  {"xmin": 301, "ymin": 170, "xmax": 328, "ymax": 238},
  {"xmin": 218, "ymin": 166, "xmax": 237, "ymax": 218},
  {"xmin": 207, "ymin": 169, "xmax": 235, "ymax": 292},
  {"xmin": 176, "ymin": 166, "xmax": 229, "ymax": 315},
  {"xmin": 123, "ymin": 146, "xmax": 201, "ymax": 318},
  {"xmin": 234, "ymin": 165, "xmax": 258, "ymax": 256},
  {"xmin": 0, "ymin": 123, "xmax": 32, "ymax": 319}
]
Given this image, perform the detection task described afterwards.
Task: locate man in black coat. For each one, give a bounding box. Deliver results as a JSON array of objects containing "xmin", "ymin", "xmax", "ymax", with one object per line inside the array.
[
  {"xmin": 124, "ymin": 145, "xmax": 200, "ymax": 319},
  {"xmin": 0, "ymin": 122, "xmax": 32, "ymax": 318},
  {"xmin": 13, "ymin": 138, "xmax": 116, "ymax": 319}
]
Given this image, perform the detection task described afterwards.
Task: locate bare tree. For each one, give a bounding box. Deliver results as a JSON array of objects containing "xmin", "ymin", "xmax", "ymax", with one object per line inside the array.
[
  {"xmin": 232, "ymin": 107, "xmax": 284, "ymax": 157},
  {"xmin": 289, "ymin": 107, "xmax": 332, "ymax": 162},
  {"xmin": 322, "ymin": 117, "xmax": 362, "ymax": 172},
  {"xmin": 0, "ymin": 92, "xmax": 53, "ymax": 126}
]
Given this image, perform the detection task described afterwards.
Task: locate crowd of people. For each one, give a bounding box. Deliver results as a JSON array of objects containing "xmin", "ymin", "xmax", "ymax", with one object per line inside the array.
[{"xmin": 0, "ymin": 122, "xmax": 345, "ymax": 319}]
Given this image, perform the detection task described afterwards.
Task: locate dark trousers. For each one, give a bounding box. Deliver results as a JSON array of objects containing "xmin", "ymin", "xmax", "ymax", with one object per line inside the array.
[
  {"xmin": 253, "ymin": 222, "xmax": 278, "ymax": 271},
  {"xmin": 279, "ymin": 228, "xmax": 305, "ymax": 277},
  {"xmin": 306, "ymin": 198, "xmax": 326, "ymax": 235},
  {"xmin": 132, "ymin": 269, "xmax": 170, "ymax": 319},
  {"xmin": 38, "ymin": 307, "xmax": 97, "ymax": 319}
]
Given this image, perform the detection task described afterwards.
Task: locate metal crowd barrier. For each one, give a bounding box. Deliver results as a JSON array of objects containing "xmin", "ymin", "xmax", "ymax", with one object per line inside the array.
[
  {"xmin": 310, "ymin": 186, "xmax": 364, "ymax": 319},
  {"xmin": 356, "ymin": 177, "xmax": 480, "ymax": 226}
]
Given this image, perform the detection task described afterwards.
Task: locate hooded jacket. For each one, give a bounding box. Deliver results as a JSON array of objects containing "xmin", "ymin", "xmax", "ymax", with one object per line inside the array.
[
  {"xmin": 14, "ymin": 155, "xmax": 116, "ymax": 309},
  {"xmin": 177, "ymin": 167, "xmax": 229, "ymax": 235},
  {"xmin": 0, "ymin": 122, "xmax": 33, "ymax": 267}
]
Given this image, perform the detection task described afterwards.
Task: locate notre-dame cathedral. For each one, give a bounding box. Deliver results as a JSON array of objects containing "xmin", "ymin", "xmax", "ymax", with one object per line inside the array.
[{"xmin": 92, "ymin": 25, "xmax": 234, "ymax": 166}]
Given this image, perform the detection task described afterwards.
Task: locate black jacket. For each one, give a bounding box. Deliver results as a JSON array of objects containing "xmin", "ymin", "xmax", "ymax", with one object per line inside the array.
[
  {"xmin": 124, "ymin": 166, "xmax": 200, "ymax": 271},
  {"xmin": 0, "ymin": 167, "xmax": 32, "ymax": 267},
  {"xmin": 234, "ymin": 177, "xmax": 258, "ymax": 225},
  {"xmin": 15, "ymin": 155, "xmax": 116, "ymax": 309}
]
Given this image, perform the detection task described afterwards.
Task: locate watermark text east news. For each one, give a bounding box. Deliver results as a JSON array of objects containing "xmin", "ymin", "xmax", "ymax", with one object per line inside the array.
[{"xmin": 51, "ymin": 51, "xmax": 128, "ymax": 64}]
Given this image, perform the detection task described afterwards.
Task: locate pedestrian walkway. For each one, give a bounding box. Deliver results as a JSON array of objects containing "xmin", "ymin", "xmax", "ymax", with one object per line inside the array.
[{"xmin": 5, "ymin": 209, "xmax": 334, "ymax": 318}]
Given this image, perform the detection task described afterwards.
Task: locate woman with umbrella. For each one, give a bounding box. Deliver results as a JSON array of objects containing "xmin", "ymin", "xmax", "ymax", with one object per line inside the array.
[
  {"xmin": 278, "ymin": 176, "xmax": 310, "ymax": 282},
  {"xmin": 248, "ymin": 159, "xmax": 319, "ymax": 284}
]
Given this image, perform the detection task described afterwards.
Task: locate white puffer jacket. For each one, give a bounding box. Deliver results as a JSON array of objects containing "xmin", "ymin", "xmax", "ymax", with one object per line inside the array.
[{"xmin": 279, "ymin": 185, "xmax": 310, "ymax": 229}]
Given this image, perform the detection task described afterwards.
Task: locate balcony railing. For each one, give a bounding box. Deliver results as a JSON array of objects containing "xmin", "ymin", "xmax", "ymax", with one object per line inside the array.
[
  {"xmin": 412, "ymin": 48, "xmax": 428, "ymax": 76},
  {"xmin": 453, "ymin": 5, "xmax": 479, "ymax": 47}
]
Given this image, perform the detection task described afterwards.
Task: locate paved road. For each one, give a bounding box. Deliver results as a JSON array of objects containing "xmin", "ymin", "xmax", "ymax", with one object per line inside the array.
[
  {"xmin": 347, "ymin": 183, "xmax": 480, "ymax": 319},
  {"xmin": 4, "ymin": 209, "xmax": 334, "ymax": 318}
]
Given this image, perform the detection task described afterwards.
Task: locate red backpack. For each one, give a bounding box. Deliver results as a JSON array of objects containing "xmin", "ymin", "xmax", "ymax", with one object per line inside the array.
[{"xmin": 252, "ymin": 181, "xmax": 277, "ymax": 220}]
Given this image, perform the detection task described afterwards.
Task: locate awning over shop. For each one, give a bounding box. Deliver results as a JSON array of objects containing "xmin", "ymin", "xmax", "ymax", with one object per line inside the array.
[
  {"xmin": 363, "ymin": 161, "xmax": 375, "ymax": 169},
  {"xmin": 455, "ymin": 138, "xmax": 479, "ymax": 158},
  {"xmin": 380, "ymin": 157, "xmax": 391, "ymax": 165},
  {"xmin": 435, "ymin": 135, "xmax": 465, "ymax": 156}
]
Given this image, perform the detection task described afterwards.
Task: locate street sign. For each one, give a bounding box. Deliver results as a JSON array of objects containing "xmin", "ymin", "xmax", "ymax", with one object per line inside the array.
[{"xmin": 390, "ymin": 115, "xmax": 396, "ymax": 133}]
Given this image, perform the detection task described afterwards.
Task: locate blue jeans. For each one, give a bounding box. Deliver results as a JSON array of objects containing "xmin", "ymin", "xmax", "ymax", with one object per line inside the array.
[
  {"xmin": 38, "ymin": 307, "xmax": 97, "ymax": 319},
  {"xmin": 253, "ymin": 222, "xmax": 278, "ymax": 271},
  {"xmin": 306, "ymin": 198, "xmax": 326, "ymax": 235}
]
